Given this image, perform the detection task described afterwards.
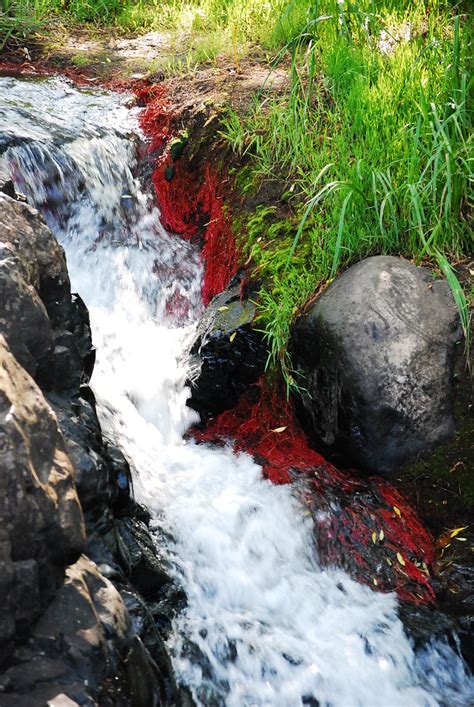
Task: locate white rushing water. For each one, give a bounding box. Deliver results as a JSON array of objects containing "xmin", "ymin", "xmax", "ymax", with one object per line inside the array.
[{"xmin": 1, "ymin": 76, "xmax": 473, "ymax": 707}]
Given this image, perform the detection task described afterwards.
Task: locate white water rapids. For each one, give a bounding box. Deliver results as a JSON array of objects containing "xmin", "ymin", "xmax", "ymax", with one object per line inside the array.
[{"xmin": 1, "ymin": 76, "xmax": 473, "ymax": 706}]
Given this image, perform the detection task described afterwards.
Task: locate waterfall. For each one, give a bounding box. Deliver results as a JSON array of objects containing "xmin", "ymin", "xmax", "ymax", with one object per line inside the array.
[{"xmin": 1, "ymin": 75, "xmax": 472, "ymax": 707}]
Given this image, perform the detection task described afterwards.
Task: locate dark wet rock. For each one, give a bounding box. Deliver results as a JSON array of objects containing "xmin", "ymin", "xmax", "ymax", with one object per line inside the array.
[
  {"xmin": 108, "ymin": 444, "xmax": 134, "ymax": 511},
  {"xmin": 0, "ymin": 162, "xmax": 15, "ymax": 198},
  {"xmin": 0, "ymin": 190, "xmax": 188, "ymax": 704},
  {"xmin": 292, "ymin": 256, "xmax": 461, "ymax": 473},
  {"xmin": 0, "ymin": 239, "xmax": 54, "ymax": 381},
  {"xmin": 0, "ymin": 556, "xmax": 169, "ymax": 706},
  {"xmin": 0, "ymin": 335, "xmax": 85, "ymax": 662},
  {"xmin": 47, "ymin": 391, "xmax": 117, "ymax": 512},
  {"xmin": 0, "ymin": 193, "xmax": 92, "ymax": 391},
  {"xmin": 435, "ymin": 541, "xmax": 474, "ymax": 670},
  {"xmin": 121, "ymin": 587, "xmax": 186, "ymax": 704},
  {"xmin": 186, "ymin": 273, "xmax": 267, "ymax": 417},
  {"xmin": 116, "ymin": 517, "xmax": 171, "ymax": 598}
]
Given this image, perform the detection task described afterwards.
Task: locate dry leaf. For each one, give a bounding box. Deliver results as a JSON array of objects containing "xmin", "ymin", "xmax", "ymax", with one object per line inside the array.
[
  {"xmin": 379, "ymin": 529, "xmax": 384, "ymax": 542},
  {"xmin": 386, "ymin": 558, "xmax": 392, "ymax": 566},
  {"xmin": 373, "ymin": 578, "xmax": 378, "ymax": 586},
  {"xmin": 396, "ymin": 552, "xmax": 406, "ymax": 566},
  {"xmin": 271, "ymin": 426, "xmax": 287, "ymax": 433},
  {"xmin": 393, "ymin": 506, "xmax": 402, "ymax": 517},
  {"xmin": 450, "ymin": 526, "xmax": 468, "ymax": 538},
  {"xmin": 229, "ymin": 332, "xmax": 236, "ymax": 343},
  {"xmin": 371, "ymin": 532, "xmax": 377, "ymax": 544},
  {"xmin": 218, "ymin": 306, "xmax": 229, "ymax": 312}
]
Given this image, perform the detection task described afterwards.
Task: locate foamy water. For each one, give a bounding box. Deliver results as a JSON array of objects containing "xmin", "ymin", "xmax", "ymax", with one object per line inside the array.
[{"xmin": 1, "ymin": 76, "xmax": 472, "ymax": 707}]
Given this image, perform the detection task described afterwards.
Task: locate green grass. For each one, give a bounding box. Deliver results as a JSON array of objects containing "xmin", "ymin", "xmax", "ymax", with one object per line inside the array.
[
  {"xmin": 1, "ymin": 0, "xmax": 287, "ymax": 53},
  {"xmin": 221, "ymin": 1, "xmax": 473, "ymax": 382}
]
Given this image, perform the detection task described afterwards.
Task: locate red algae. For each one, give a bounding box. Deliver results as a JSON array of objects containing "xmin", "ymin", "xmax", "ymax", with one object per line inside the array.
[
  {"xmin": 135, "ymin": 83, "xmax": 238, "ymax": 305},
  {"xmin": 193, "ymin": 380, "xmax": 436, "ymax": 604}
]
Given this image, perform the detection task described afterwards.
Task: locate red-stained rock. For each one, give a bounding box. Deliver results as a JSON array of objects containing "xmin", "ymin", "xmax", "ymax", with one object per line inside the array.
[{"xmin": 136, "ymin": 84, "xmax": 238, "ymax": 305}]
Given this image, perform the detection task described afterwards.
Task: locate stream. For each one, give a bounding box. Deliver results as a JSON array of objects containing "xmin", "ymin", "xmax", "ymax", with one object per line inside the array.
[{"xmin": 1, "ymin": 75, "xmax": 473, "ymax": 707}]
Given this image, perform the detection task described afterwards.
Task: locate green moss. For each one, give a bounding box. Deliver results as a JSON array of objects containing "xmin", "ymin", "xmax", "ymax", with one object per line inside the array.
[{"xmin": 70, "ymin": 53, "xmax": 92, "ymax": 67}]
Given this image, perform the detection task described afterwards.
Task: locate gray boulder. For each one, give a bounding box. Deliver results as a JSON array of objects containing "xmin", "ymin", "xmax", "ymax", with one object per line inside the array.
[{"xmin": 292, "ymin": 255, "xmax": 462, "ymax": 473}]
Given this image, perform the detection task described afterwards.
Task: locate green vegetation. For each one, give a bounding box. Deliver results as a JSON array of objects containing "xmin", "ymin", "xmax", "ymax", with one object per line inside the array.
[
  {"xmin": 1, "ymin": 0, "xmax": 472, "ymax": 386},
  {"xmin": 221, "ymin": 2, "xmax": 473, "ymax": 383}
]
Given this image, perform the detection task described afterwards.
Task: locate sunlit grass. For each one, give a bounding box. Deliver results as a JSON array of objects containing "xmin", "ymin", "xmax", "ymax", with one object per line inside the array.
[{"xmin": 221, "ymin": 2, "xmax": 472, "ymax": 381}]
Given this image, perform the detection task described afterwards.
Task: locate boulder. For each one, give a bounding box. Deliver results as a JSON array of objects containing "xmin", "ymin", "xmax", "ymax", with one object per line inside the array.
[
  {"xmin": 186, "ymin": 273, "xmax": 267, "ymax": 417},
  {"xmin": 292, "ymin": 256, "xmax": 461, "ymax": 473},
  {"xmin": 0, "ymin": 555, "xmax": 167, "ymax": 706},
  {"xmin": 0, "ymin": 193, "xmax": 93, "ymax": 391},
  {"xmin": 0, "ymin": 336, "xmax": 86, "ymax": 661}
]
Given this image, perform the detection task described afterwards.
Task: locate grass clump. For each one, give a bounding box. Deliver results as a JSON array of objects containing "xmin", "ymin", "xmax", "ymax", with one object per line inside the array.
[{"xmin": 221, "ymin": 1, "xmax": 473, "ymax": 382}]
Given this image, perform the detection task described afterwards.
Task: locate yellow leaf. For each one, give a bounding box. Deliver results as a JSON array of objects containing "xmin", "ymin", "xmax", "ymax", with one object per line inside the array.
[
  {"xmin": 455, "ymin": 537, "xmax": 467, "ymax": 542},
  {"xmin": 450, "ymin": 526, "xmax": 468, "ymax": 538},
  {"xmin": 379, "ymin": 529, "xmax": 384, "ymax": 541},
  {"xmin": 373, "ymin": 578, "xmax": 378, "ymax": 586},
  {"xmin": 271, "ymin": 426, "xmax": 287, "ymax": 433},
  {"xmin": 229, "ymin": 332, "xmax": 236, "ymax": 343},
  {"xmin": 396, "ymin": 552, "xmax": 406, "ymax": 566},
  {"xmin": 386, "ymin": 558, "xmax": 392, "ymax": 566},
  {"xmin": 218, "ymin": 306, "xmax": 229, "ymax": 312},
  {"xmin": 393, "ymin": 506, "xmax": 402, "ymax": 517},
  {"xmin": 371, "ymin": 532, "xmax": 377, "ymax": 544}
]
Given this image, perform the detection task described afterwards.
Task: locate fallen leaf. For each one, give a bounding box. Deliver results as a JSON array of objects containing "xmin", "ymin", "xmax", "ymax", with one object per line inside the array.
[
  {"xmin": 218, "ymin": 306, "xmax": 229, "ymax": 312},
  {"xmin": 271, "ymin": 426, "xmax": 287, "ymax": 433},
  {"xmin": 450, "ymin": 526, "xmax": 468, "ymax": 538},
  {"xmin": 229, "ymin": 332, "xmax": 236, "ymax": 343},
  {"xmin": 386, "ymin": 558, "xmax": 392, "ymax": 566},
  {"xmin": 396, "ymin": 552, "xmax": 406, "ymax": 566},
  {"xmin": 379, "ymin": 529, "xmax": 384, "ymax": 542},
  {"xmin": 373, "ymin": 578, "xmax": 378, "ymax": 586},
  {"xmin": 393, "ymin": 506, "xmax": 402, "ymax": 517},
  {"xmin": 455, "ymin": 537, "xmax": 467, "ymax": 542},
  {"xmin": 371, "ymin": 532, "xmax": 377, "ymax": 544}
]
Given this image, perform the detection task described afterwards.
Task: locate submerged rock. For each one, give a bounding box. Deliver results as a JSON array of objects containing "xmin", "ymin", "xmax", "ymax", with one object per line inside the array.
[
  {"xmin": 186, "ymin": 273, "xmax": 267, "ymax": 417},
  {"xmin": 292, "ymin": 255, "xmax": 461, "ymax": 473}
]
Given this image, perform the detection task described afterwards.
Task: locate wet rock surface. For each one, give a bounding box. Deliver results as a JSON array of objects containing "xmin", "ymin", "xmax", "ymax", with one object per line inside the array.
[
  {"xmin": 292, "ymin": 255, "xmax": 462, "ymax": 474},
  {"xmin": 0, "ymin": 191, "xmax": 189, "ymax": 704},
  {"xmin": 186, "ymin": 272, "xmax": 267, "ymax": 417}
]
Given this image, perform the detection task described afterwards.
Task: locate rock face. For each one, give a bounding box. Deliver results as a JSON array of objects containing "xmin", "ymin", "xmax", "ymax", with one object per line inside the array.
[
  {"xmin": 0, "ymin": 190, "xmax": 187, "ymax": 705},
  {"xmin": 0, "ymin": 336, "xmax": 85, "ymax": 660},
  {"xmin": 186, "ymin": 273, "xmax": 267, "ymax": 417},
  {"xmin": 292, "ymin": 256, "xmax": 461, "ymax": 473}
]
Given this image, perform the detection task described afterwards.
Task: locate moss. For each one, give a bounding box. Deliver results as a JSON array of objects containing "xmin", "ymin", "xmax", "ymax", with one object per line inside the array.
[{"xmin": 70, "ymin": 53, "xmax": 91, "ymax": 68}]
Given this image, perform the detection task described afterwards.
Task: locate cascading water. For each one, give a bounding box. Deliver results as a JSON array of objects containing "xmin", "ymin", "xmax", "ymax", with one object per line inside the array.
[{"xmin": 1, "ymin": 75, "xmax": 472, "ymax": 707}]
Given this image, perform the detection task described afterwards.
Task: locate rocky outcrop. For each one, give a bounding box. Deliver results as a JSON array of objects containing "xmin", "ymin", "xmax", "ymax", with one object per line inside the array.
[
  {"xmin": 0, "ymin": 192, "xmax": 94, "ymax": 390},
  {"xmin": 0, "ymin": 336, "xmax": 85, "ymax": 662},
  {"xmin": 0, "ymin": 555, "xmax": 167, "ymax": 706},
  {"xmin": 186, "ymin": 273, "xmax": 267, "ymax": 417},
  {"xmin": 292, "ymin": 255, "xmax": 461, "ymax": 473},
  {"xmin": 0, "ymin": 190, "xmax": 187, "ymax": 704}
]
